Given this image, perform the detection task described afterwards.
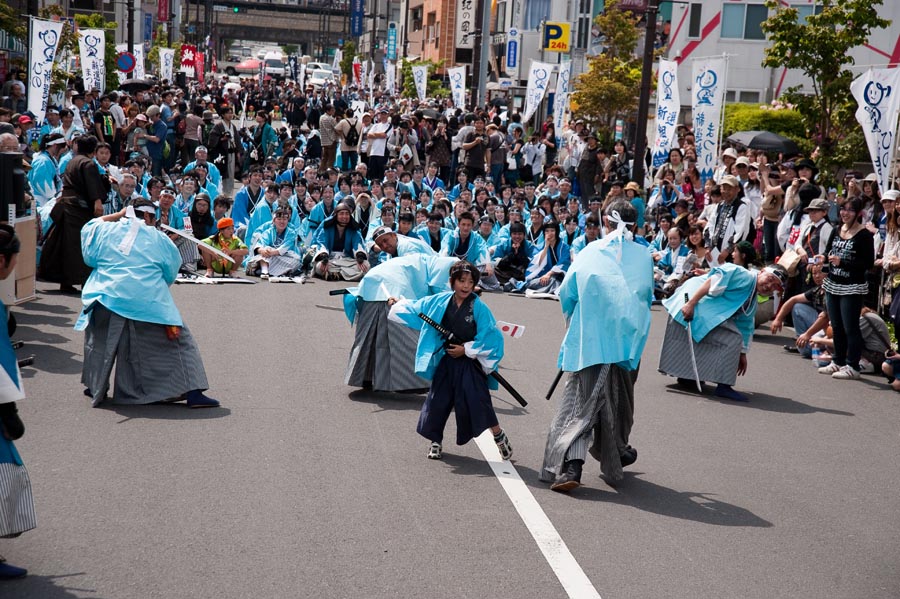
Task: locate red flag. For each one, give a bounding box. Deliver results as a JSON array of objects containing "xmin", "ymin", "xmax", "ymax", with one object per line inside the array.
[
  {"xmin": 157, "ymin": 0, "xmax": 169, "ymax": 22},
  {"xmin": 195, "ymin": 52, "xmax": 205, "ymax": 83}
]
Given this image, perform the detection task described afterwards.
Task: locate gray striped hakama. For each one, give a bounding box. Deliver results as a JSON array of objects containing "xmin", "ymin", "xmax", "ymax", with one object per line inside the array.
[
  {"xmin": 0, "ymin": 461, "xmax": 36, "ymax": 538},
  {"xmin": 82, "ymin": 303, "xmax": 209, "ymax": 407},
  {"xmin": 245, "ymin": 252, "xmax": 302, "ymax": 277},
  {"xmin": 345, "ymin": 300, "xmax": 430, "ymax": 392},
  {"xmin": 540, "ymin": 363, "xmax": 637, "ymax": 483},
  {"xmin": 658, "ymin": 316, "xmax": 743, "ymax": 386},
  {"xmin": 174, "ymin": 237, "xmax": 199, "ymax": 267}
]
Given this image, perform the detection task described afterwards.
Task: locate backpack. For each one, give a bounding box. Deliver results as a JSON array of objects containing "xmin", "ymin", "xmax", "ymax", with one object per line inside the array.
[{"xmin": 344, "ymin": 119, "xmax": 360, "ymax": 147}]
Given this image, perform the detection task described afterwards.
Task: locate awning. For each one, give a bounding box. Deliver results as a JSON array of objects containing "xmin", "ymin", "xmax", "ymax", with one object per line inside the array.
[{"xmin": 0, "ymin": 30, "xmax": 27, "ymax": 55}]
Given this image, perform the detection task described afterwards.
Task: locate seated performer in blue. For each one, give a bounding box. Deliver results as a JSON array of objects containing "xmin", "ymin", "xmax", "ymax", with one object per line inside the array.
[
  {"xmin": 245, "ymin": 206, "xmax": 302, "ymax": 278},
  {"xmin": 310, "ymin": 202, "xmax": 369, "ymax": 281},
  {"xmin": 541, "ymin": 201, "xmax": 654, "ymax": 491},
  {"xmin": 344, "ymin": 252, "xmax": 458, "ymax": 392},
  {"xmin": 77, "ymin": 199, "xmax": 220, "ymax": 408},
  {"xmin": 0, "ymin": 225, "xmax": 36, "ymax": 579},
  {"xmin": 658, "ymin": 259, "xmax": 787, "ymax": 402},
  {"xmin": 389, "ymin": 261, "xmax": 513, "ymax": 461}
]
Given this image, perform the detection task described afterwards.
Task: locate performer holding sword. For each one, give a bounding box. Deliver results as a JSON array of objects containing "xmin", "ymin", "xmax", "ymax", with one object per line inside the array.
[
  {"xmin": 541, "ymin": 201, "xmax": 654, "ymax": 492},
  {"xmin": 658, "ymin": 257, "xmax": 787, "ymax": 402},
  {"xmin": 388, "ymin": 261, "xmax": 514, "ymax": 462}
]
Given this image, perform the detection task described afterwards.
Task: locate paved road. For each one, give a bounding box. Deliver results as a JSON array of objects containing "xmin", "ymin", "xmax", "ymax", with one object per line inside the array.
[{"xmin": 4, "ymin": 279, "xmax": 899, "ymax": 598}]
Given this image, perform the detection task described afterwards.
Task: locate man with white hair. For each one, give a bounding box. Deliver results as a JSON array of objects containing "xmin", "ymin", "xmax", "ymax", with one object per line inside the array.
[{"xmin": 183, "ymin": 145, "xmax": 222, "ymax": 192}]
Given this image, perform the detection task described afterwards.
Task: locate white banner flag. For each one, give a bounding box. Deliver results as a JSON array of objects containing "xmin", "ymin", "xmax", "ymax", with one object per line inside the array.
[
  {"xmin": 522, "ymin": 60, "xmax": 554, "ymax": 124},
  {"xmin": 79, "ymin": 29, "xmax": 105, "ymax": 95},
  {"xmin": 332, "ymin": 48, "xmax": 343, "ymax": 73},
  {"xmin": 360, "ymin": 59, "xmax": 367, "ymax": 90},
  {"xmin": 652, "ymin": 59, "xmax": 681, "ymax": 169},
  {"xmin": 299, "ymin": 63, "xmax": 307, "ymax": 89},
  {"xmin": 553, "ymin": 61, "xmax": 572, "ymax": 135},
  {"xmin": 367, "ymin": 61, "xmax": 375, "ymax": 102},
  {"xmin": 27, "ymin": 17, "xmax": 64, "ymax": 125},
  {"xmin": 134, "ymin": 45, "xmax": 145, "ymax": 79},
  {"xmin": 448, "ymin": 65, "xmax": 466, "ymax": 109},
  {"xmin": 691, "ymin": 57, "xmax": 727, "ymax": 181},
  {"xmin": 159, "ymin": 48, "xmax": 176, "ymax": 83},
  {"xmin": 851, "ymin": 68, "xmax": 900, "ymax": 196},
  {"xmin": 455, "ymin": 0, "xmax": 475, "ymax": 49},
  {"xmin": 385, "ymin": 61, "xmax": 396, "ymax": 96},
  {"xmin": 411, "ymin": 65, "xmax": 428, "ymax": 102}
]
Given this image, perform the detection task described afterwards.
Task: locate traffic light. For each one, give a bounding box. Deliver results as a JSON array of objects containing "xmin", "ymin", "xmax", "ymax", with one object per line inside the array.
[{"xmin": 233, "ymin": 6, "xmax": 241, "ymax": 13}]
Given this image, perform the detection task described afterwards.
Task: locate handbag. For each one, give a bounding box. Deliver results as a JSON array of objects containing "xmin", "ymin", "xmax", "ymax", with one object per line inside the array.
[{"xmin": 776, "ymin": 247, "xmax": 803, "ymax": 276}]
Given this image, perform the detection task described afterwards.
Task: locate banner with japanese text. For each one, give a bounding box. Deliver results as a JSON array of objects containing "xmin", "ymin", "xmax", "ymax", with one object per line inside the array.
[
  {"xmin": 691, "ymin": 56, "xmax": 727, "ymax": 181},
  {"xmin": 179, "ymin": 44, "xmax": 197, "ymax": 79},
  {"xmin": 159, "ymin": 48, "xmax": 175, "ymax": 82},
  {"xmin": 522, "ymin": 60, "xmax": 554, "ymax": 124},
  {"xmin": 455, "ymin": 0, "xmax": 475, "ymax": 48},
  {"xmin": 651, "ymin": 59, "xmax": 680, "ymax": 169},
  {"xmin": 851, "ymin": 67, "xmax": 900, "ymax": 196},
  {"xmin": 448, "ymin": 65, "xmax": 466, "ymax": 109},
  {"xmin": 385, "ymin": 61, "xmax": 396, "ymax": 96},
  {"xmin": 412, "ymin": 65, "xmax": 428, "ymax": 102},
  {"xmin": 78, "ymin": 29, "xmax": 105, "ymax": 94},
  {"xmin": 27, "ymin": 17, "xmax": 63, "ymax": 125},
  {"xmin": 552, "ymin": 60, "xmax": 571, "ymax": 135}
]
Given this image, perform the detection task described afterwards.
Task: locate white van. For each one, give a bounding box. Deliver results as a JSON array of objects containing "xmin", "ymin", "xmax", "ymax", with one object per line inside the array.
[{"xmin": 263, "ymin": 51, "xmax": 287, "ymax": 79}]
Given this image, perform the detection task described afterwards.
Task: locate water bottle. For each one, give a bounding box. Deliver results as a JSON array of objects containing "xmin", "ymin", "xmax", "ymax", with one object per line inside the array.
[{"xmin": 811, "ymin": 345, "xmax": 821, "ymax": 366}]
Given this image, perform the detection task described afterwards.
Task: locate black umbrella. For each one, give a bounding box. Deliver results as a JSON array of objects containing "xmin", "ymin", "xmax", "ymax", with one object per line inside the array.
[
  {"xmin": 725, "ymin": 130, "xmax": 800, "ymax": 156},
  {"xmin": 118, "ymin": 78, "xmax": 155, "ymax": 93},
  {"xmin": 420, "ymin": 108, "xmax": 440, "ymax": 120}
]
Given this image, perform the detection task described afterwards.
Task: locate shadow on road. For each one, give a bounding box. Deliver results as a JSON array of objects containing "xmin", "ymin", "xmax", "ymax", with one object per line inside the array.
[
  {"xmin": 440, "ymin": 452, "xmax": 493, "ymax": 477},
  {"xmin": 517, "ymin": 465, "xmax": 773, "ymax": 528},
  {"xmin": 16, "ymin": 343, "xmax": 83, "ymax": 377},
  {"xmin": 347, "ymin": 389, "xmax": 426, "ymax": 412},
  {"xmin": 104, "ymin": 404, "xmax": 232, "ymax": 422},
  {"xmin": 664, "ymin": 384, "xmax": 854, "ymax": 416},
  {"xmin": 17, "ymin": 300, "xmax": 78, "ymax": 316},
  {"xmin": 4, "ymin": 571, "xmax": 108, "ymax": 598}
]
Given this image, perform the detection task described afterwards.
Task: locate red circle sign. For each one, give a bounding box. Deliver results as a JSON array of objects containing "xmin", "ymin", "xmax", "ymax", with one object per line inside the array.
[{"xmin": 117, "ymin": 52, "xmax": 136, "ymax": 73}]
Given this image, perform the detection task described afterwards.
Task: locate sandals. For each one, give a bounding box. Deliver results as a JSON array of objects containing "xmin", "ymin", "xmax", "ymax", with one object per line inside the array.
[{"xmin": 427, "ymin": 442, "xmax": 442, "ymax": 460}]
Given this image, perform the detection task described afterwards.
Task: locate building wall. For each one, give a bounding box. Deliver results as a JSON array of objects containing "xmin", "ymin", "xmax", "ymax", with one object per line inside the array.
[{"xmin": 665, "ymin": 0, "xmax": 900, "ymax": 107}]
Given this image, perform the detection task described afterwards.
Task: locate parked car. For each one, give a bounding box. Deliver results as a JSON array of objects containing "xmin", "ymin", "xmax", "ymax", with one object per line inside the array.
[
  {"xmin": 307, "ymin": 68, "xmax": 336, "ymax": 89},
  {"xmin": 218, "ymin": 54, "xmax": 244, "ymax": 76},
  {"xmin": 264, "ymin": 52, "xmax": 287, "ymax": 79}
]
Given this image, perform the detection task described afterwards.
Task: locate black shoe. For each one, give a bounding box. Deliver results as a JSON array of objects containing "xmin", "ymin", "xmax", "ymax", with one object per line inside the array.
[
  {"xmin": 550, "ymin": 459, "xmax": 583, "ymax": 493},
  {"xmin": 620, "ymin": 445, "xmax": 637, "ymax": 467},
  {"xmin": 59, "ymin": 284, "xmax": 79, "ymax": 294},
  {"xmin": 676, "ymin": 377, "xmax": 702, "ymax": 389},
  {"xmin": 783, "ymin": 344, "xmax": 800, "ymax": 353}
]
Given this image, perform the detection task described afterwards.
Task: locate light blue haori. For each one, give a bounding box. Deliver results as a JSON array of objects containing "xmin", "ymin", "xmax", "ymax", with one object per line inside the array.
[
  {"xmin": 77, "ymin": 215, "xmax": 183, "ymax": 330},
  {"xmin": 343, "ymin": 255, "xmax": 457, "ymax": 323},
  {"xmin": 441, "ymin": 230, "xmax": 491, "ymax": 266},
  {"xmin": 557, "ymin": 232, "xmax": 654, "ymax": 372},
  {"xmin": 28, "ymin": 150, "xmax": 61, "ymax": 208},
  {"xmin": 394, "ymin": 235, "xmax": 435, "ymax": 257},
  {"xmin": 388, "ymin": 291, "xmax": 504, "ymax": 389},
  {"xmin": 663, "ymin": 263, "xmax": 758, "ymax": 350}
]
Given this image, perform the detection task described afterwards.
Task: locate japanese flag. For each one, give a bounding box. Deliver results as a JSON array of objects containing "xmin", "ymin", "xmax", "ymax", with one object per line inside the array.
[{"xmin": 496, "ymin": 321, "xmax": 525, "ymax": 338}]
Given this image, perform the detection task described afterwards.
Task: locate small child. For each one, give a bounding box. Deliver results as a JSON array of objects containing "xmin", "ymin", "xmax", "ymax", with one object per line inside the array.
[{"xmin": 389, "ymin": 260, "xmax": 512, "ymax": 460}]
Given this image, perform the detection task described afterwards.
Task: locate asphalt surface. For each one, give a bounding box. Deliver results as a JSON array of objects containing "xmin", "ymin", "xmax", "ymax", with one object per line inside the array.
[{"xmin": 3, "ymin": 278, "xmax": 899, "ymax": 598}]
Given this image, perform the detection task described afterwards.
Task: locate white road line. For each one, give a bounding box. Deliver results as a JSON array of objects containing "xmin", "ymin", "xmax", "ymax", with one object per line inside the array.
[{"xmin": 474, "ymin": 431, "xmax": 602, "ymax": 599}]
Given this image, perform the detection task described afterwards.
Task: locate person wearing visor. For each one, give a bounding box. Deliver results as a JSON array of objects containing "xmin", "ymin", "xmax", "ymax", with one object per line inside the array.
[{"xmin": 78, "ymin": 199, "xmax": 220, "ymax": 408}]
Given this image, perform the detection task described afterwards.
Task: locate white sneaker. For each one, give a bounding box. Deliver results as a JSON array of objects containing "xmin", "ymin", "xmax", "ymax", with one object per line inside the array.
[
  {"xmin": 858, "ymin": 359, "xmax": 875, "ymax": 374},
  {"xmin": 832, "ymin": 365, "xmax": 861, "ymax": 380},
  {"xmin": 818, "ymin": 362, "xmax": 841, "ymax": 374}
]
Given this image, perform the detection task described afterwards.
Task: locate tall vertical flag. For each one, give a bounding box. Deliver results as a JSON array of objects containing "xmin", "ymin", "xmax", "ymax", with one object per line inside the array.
[
  {"xmin": 651, "ymin": 59, "xmax": 680, "ymax": 169},
  {"xmin": 179, "ymin": 44, "xmax": 197, "ymax": 79},
  {"xmin": 552, "ymin": 61, "xmax": 572, "ymax": 135},
  {"xmin": 159, "ymin": 48, "xmax": 176, "ymax": 83},
  {"xmin": 359, "ymin": 59, "xmax": 367, "ymax": 90},
  {"xmin": 78, "ymin": 29, "xmax": 106, "ymax": 94},
  {"xmin": 133, "ymin": 44, "xmax": 146, "ymax": 79},
  {"xmin": 851, "ymin": 68, "xmax": 900, "ymax": 196},
  {"xmin": 691, "ymin": 57, "xmax": 727, "ymax": 182},
  {"xmin": 288, "ymin": 54, "xmax": 298, "ymax": 82},
  {"xmin": 385, "ymin": 61, "xmax": 396, "ymax": 96},
  {"xmin": 411, "ymin": 65, "xmax": 428, "ymax": 102},
  {"xmin": 522, "ymin": 60, "xmax": 554, "ymax": 124},
  {"xmin": 27, "ymin": 18, "xmax": 64, "ymax": 125},
  {"xmin": 352, "ymin": 56, "xmax": 362, "ymax": 87},
  {"xmin": 448, "ymin": 65, "xmax": 466, "ymax": 109},
  {"xmin": 332, "ymin": 48, "xmax": 343, "ymax": 73}
]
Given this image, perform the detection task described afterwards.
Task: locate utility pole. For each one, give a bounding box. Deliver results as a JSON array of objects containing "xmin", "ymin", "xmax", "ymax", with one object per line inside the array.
[
  {"xmin": 470, "ymin": 0, "xmax": 487, "ymax": 109},
  {"xmin": 631, "ymin": 0, "xmax": 659, "ymax": 188},
  {"xmin": 369, "ymin": 0, "xmax": 378, "ymax": 63},
  {"xmin": 127, "ymin": 0, "xmax": 135, "ymax": 79}
]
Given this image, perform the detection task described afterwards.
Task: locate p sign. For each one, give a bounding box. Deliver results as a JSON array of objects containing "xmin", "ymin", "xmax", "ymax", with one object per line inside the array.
[{"xmin": 543, "ymin": 22, "xmax": 571, "ymax": 53}]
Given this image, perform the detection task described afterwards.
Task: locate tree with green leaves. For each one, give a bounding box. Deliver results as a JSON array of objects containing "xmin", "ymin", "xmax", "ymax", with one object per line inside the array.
[
  {"xmin": 399, "ymin": 59, "xmax": 449, "ymax": 100},
  {"xmin": 282, "ymin": 44, "xmax": 298, "ymax": 57},
  {"xmin": 570, "ymin": 0, "xmax": 643, "ymax": 145},
  {"xmin": 761, "ymin": 0, "xmax": 891, "ymax": 182},
  {"xmin": 0, "ymin": 3, "xmax": 26, "ymax": 42},
  {"xmin": 339, "ymin": 41, "xmax": 357, "ymax": 80},
  {"xmin": 147, "ymin": 25, "xmax": 181, "ymax": 81}
]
